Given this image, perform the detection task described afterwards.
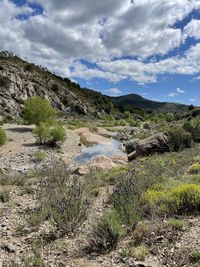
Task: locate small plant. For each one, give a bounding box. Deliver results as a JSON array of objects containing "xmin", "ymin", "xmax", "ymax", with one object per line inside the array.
[
  {"xmin": 133, "ymin": 244, "xmax": 148, "ymax": 261},
  {"xmin": 168, "ymin": 219, "xmax": 187, "ymax": 231},
  {"xmin": 190, "ymin": 252, "xmax": 200, "ymax": 263},
  {"xmin": 0, "ymin": 191, "xmax": 10, "ymax": 203},
  {"xmin": 23, "ymin": 241, "xmax": 44, "ymax": 267},
  {"xmin": 0, "ymin": 74, "xmax": 10, "ymax": 87},
  {"xmin": 0, "ymin": 127, "xmax": 6, "ymax": 146},
  {"xmin": 188, "ymin": 163, "xmax": 200, "ymax": 174},
  {"xmin": 87, "ymin": 209, "xmax": 126, "ymax": 254},
  {"xmin": 133, "ymin": 223, "xmax": 150, "ymax": 245},
  {"xmin": 51, "ymin": 83, "xmax": 59, "ymax": 92},
  {"xmin": 33, "ymin": 150, "xmax": 46, "ymax": 162}
]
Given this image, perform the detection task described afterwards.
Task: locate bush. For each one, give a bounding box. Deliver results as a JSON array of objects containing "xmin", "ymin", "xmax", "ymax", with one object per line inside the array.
[
  {"xmin": 183, "ymin": 117, "xmax": 200, "ymax": 142},
  {"xmin": 111, "ymin": 168, "xmax": 166, "ymax": 229},
  {"xmin": 168, "ymin": 126, "xmax": 192, "ymax": 151},
  {"xmin": 133, "ymin": 244, "xmax": 148, "ymax": 261},
  {"xmin": 33, "ymin": 150, "xmax": 46, "ymax": 162},
  {"xmin": 0, "ymin": 127, "xmax": 6, "ymax": 146},
  {"xmin": 23, "ymin": 96, "xmax": 57, "ymax": 125},
  {"xmin": 0, "ymin": 74, "xmax": 10, "ymax": 87},
  {"xmin": 190, "ymin": 252, "xmax": 200, "ymax": 263},
  {"xmin": 168, "ymin": 219, "xmax": 187, "ymax": 231},
  {"xmin": 188, "ymin": 163, "xmax": 200, "ymax": 174},
  {"xmin": 87, "ymin": 209, "xmax": 126, "ymax": 254},
  {"xmin": 143, "ymin": 184, "xmax": 200, "ymax": 215},
  {"xmin": 28, "ymin": 164, "xmax": 87, "ymax": 236},
  {"xmin": 33, "ymin": 123, "xmax": 66, "ymax": 146},
  {"xmin": 51, "ymin": 83, "xmax": 59, "ymax": 92},
  {"xmin": 0, "ymin": 191, "xmax": 10, "ymax": 203},
  {"xmin": 166, "ymin": 112, "xmax": 174, "ymax": 122}
]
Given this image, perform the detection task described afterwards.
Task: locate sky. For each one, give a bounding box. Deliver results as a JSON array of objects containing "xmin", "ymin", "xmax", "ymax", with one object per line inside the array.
[{"xmin": 0, "ymin": 0, "xmax": 200, "ymax": 105}]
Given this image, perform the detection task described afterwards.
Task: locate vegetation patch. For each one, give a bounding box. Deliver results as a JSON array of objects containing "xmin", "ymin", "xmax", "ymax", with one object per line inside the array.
[{"xmin": 86, "ymin": 209, "xmax": 126, "ymax": 254}]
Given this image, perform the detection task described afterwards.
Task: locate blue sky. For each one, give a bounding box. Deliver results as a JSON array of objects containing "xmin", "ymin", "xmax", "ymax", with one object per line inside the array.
[{"xmin": 1, "ymin": 0, "xmax": 200, "ymax": 105}]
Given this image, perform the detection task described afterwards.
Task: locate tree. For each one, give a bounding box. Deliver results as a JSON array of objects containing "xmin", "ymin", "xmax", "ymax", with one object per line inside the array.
[{"xmin": 23, "ymin": 96, "xmax": 57, "ymax": 125}]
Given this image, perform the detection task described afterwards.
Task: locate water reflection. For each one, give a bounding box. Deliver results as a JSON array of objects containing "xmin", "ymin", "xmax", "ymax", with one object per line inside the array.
[{"xmin": 73, "ymin": 140, "xmax": 123, "ymax": 166}]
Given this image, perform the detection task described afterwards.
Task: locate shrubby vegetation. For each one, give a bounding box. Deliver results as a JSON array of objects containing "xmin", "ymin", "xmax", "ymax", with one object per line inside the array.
[
  {"xmin": 0, "ymin": 74, "xmax": 11, "ymax": 87},
  {"xmin": 33, "ymin": 122, "xmax": 66, "ymax": 146},
  {"xmin": 167, "ymin": 125, "xmax": 192, "ymax": 151},
  {"xmin": 28, "ymin": 164, "xmax": 87, "ymax": 237},
  {"xmin": 23, "ymin": 96, "xmax": 57, "ymax": 126},
  {"xmin": 0, "ymin": 127, "xmax": 6, "ymax": 146}
]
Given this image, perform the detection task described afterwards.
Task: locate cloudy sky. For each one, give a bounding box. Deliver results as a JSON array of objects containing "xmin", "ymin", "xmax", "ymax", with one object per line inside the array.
[{"xmin": 1, "ymin": 0, "xmax": 200, "ymax": 104}]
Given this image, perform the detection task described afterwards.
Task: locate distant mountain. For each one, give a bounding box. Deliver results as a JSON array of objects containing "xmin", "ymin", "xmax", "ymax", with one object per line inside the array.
[{"xmin": 109, "ymin": 94, "xmax": 189, "ymax": 114}]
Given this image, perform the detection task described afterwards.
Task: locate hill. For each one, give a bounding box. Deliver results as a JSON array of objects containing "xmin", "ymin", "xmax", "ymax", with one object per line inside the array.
[
  {"xmin": 0, "ymin": 51, "xmax": 189, "ymax": 120},
  {"xmin": 0, "ymin": 51, "xmax": 114, "ymax": 119},
  {"xmin": 109, "ymin": 93, "xmax": 189, "ymax": 114}
]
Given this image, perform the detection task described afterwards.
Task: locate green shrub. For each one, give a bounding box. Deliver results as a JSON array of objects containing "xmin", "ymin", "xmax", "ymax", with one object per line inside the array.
[
  {"xmin": 0, "ymin": 127, "xmax": 6, "ymax": 146},
  {"xmin": 168, "ymin": 219, "xmax": 187, "ymax": 231},
  {"xmin": 0, "ymin": 191, "xmax": 10, "ymax": 203},
  {"xmin": 0, "ymin": 74, "xmax": 10, "ymax": 87},
  {"xmin": 133, "ymin": 244, "xmax": 148, "ymax": 261},
  {"xmin": 33, "ymin": 123, "xmax": 65, "ymax": 146},
  {"xmin": 190, "ymin": 252, "xmax": 200, "ymax": 263},
  {"xmin": 28, "ymin": 165, "xmax": 87, "ymax": 236},
  {"xmin": 51, "ymin": 83, "xmax": 59, "ymax": 92},
  {"xmin": 188, "ymin": 163, "xmax": 200, "ymax": 174},
  {"xmin": 183, "ymin": 117, "xmax": 200, "ymax": 142},
  {"xmin": 23, "ymin": 242, "xmax": 44, "ymax": 267},
  {"xmin": 23, "ymin": 96, "xmax": 57, "ymax": 125},
  {"xmin": 87, "ymin": 209, "xmax": 126, "ymax": 253},
  {"xmin": 166, "ymin": 112, "xmax": 174, "ymax": 122},
  {"xmin": 33, "ymin": 150, "xmax": 46, "ymax": 162},
  {"xmin": 168, "ymin": 126, "xmax": 192, "ymax": 151},
  {"xmin": 143, "ymin": 184, "xmax": 200, "ymax": 215},
  {"xmin": 133, "ymin": 223, "xmax": 150, "ymax": 245}
]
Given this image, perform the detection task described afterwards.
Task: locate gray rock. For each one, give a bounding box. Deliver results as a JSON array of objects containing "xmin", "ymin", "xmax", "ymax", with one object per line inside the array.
[
  {"xmin": 128, "ymin": 132, "xmax": 169, "ymax": 160},
  {"xmin": 1, "ymin": 243, "xmax": 16, "ymax": 253}
]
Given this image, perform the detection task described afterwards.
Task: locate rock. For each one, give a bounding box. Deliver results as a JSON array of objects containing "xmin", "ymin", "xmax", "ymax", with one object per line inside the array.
[
  {"xmin": 76, "ymin": 155, "xmax": 117, "ymax": 175},
  {"xmin": 128, "ymin": 150, "xmax": 137, "ymax": 161},
  {"xmin": 1, "ymin": 243, "xmax": 16, "ymax": 253},
  {"xmin": 128, "ymin": 133, "xmax": 169, "ymax": 160}
]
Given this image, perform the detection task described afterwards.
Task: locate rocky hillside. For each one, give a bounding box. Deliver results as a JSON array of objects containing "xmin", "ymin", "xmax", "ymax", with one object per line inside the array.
[
  {"xmin": 110, "ymin": 93, "xmax": 189, "ymax": 113},
  {"xmin": 0, "ymin": 51, "xmax": 114, "ymax": 119}
]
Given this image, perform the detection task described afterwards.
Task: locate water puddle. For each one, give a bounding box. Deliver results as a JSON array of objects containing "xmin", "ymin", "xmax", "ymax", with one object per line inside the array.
[{"xmin": 73, "ymin": 140, "xmax": 123, "ymax": 166}]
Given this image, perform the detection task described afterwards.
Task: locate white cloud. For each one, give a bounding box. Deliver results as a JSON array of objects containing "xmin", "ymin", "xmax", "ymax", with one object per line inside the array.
[
  {"xmin": 0, "ymin": 0, "xmax": 200, "ymax": 84},
  {"xmin": 184, "ymin": 19, "xmax": 200, "ymax": 40},
  {"xmin": 167, "ymin": 87, "xmax": 185, "ymax": 97},
  {"xmin": 176, "ymin": 88, "xmax": 185, "ymax": 93},
  {"xmin": 105, "ymin": 88, "xmax": 122, "ymax": 96},
  {"xmin": 190, "ymin": 97, "xmax": 198, "ymax": 102}
]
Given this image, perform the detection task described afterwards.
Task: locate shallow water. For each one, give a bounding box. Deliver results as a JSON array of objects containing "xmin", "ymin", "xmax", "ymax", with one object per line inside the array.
[{"xmin": 73, "ymin": 140, "xmax": 123, "ymax": 166}]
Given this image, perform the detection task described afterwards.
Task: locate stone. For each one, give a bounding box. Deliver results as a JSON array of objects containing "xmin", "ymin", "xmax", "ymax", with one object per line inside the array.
[
  {"xmin": 128, "ymin": 133, "xmax": 169, "ymax": 160},
  {"xmin": 1, "ymin": 243, "xmax": 16, "ymax": 253}
]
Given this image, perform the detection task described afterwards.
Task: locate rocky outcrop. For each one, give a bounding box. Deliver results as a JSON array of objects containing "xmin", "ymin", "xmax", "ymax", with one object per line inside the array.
[
  {"xmin": 128, "ymin": 132, "xmax": 169, "ymax": 160},
  {"xmin": 0, "ymin": 52, "xmax": 114, "ymax": 119}
]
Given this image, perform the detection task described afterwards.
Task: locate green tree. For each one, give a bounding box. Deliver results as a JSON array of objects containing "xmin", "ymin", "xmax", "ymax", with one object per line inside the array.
[{"xmin": 23, "ymin": 97, "xmax": 57, "ymax": 125}]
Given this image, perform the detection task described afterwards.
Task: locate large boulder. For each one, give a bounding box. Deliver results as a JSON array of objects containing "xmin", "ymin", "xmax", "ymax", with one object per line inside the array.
[
  {"xmin": 128, "ymin": 132, "xmax": 169, "ymax": 161},
  {"xmin": 76, "ymin": 155, "xmax": 117, "ymax": 175}
]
